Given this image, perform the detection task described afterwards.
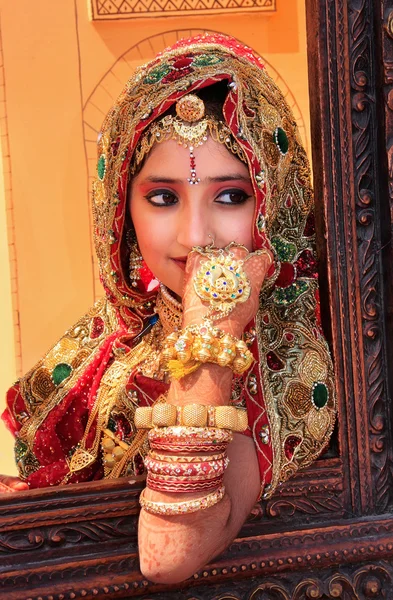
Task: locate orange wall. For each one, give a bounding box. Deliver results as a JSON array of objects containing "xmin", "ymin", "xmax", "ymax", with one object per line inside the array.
[{"xmin": 0, "ymin": 0, "xmax": 310, "ymax": 476}]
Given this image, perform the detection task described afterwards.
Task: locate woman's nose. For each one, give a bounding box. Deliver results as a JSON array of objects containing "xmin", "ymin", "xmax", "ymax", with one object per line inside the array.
[{"xmin": 176, "ymin": 202, "xmax": 212, "ymax": 249}]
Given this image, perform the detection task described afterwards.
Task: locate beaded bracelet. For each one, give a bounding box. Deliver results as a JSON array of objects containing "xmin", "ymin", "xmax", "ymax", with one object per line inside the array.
[
  {"xmin": 162, "ymin": 320, "xmax": 254, "ymax": 379},
  {"xmin": 139, "ymin": 485, "xmax": 226, "ymax": 515},
  {"xmin": 135, "ymin": 403, "xmax": 248, "ymax": 432}
]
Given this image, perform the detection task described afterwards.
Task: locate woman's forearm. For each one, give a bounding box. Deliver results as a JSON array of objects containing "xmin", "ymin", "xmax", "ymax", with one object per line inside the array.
[
  {"xmin": 138, "ymin": 363, "xmax": 235, "ymax": 582},
  {"xmin": 168, "ymin": 363, "xmax": 233, "ymax": 407}
]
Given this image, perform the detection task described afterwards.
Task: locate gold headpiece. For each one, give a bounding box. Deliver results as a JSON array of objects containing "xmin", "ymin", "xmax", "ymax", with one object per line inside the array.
[
  {"xmin": 130, "ymin": 94, "xmax": 246, "ymax": 181},
  {"xmin": 175, "ymin": 94, "xmax": 205, "ymax": 122}
]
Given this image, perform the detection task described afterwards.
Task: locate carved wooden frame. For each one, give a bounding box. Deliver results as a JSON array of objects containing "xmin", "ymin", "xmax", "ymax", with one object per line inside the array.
[{"xmin": 1, "ymin": 0, "xmax": 393, "ymax": 598}]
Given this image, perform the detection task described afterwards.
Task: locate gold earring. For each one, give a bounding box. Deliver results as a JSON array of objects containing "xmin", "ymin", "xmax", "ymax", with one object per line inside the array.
[{"xmin": 127, "ymin": 229, "xmax": 142, "ymax": 288}]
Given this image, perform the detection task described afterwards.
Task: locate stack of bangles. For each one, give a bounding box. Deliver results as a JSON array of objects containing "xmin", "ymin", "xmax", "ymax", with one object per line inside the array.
[{"xmin": 135, "ymin": 404, "xmax": 248, "ymax": 516}]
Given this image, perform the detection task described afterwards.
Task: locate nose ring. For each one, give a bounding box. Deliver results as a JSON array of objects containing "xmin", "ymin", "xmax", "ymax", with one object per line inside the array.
[{"xmin": 207, "ymin": 234, "xmax": 215, "ymax": 248}]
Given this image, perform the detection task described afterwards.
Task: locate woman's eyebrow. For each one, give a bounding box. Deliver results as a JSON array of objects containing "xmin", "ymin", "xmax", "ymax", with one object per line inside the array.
[{"xmin": 140, "ymin": 174, "xmax": 251, "ymax": 184}]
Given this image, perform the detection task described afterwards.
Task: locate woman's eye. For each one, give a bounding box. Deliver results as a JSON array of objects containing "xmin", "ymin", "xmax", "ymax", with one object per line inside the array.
[
  {"xmin": 145, "ymin": 190, "xmax": 177, "ymax": 206},
  {"xmin": 215, "ymin": 190, "xmax": 251, "ymax": 205}
]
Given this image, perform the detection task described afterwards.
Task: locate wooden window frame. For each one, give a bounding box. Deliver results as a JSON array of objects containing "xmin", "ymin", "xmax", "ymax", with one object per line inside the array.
[{"xmin": 1, "ymin": 1, "xmax": 393, "ymax": 597}]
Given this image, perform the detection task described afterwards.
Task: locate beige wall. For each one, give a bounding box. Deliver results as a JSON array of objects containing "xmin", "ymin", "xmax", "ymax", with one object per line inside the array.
[{"xmin": 0, "ymin": 0, "xmax": 310, "ymax": 476}]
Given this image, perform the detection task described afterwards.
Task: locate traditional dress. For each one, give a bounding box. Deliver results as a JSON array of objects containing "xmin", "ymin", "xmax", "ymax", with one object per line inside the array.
[{"xmin": 2, "ymin": 34, "xmax": 335, "ymax": 498}]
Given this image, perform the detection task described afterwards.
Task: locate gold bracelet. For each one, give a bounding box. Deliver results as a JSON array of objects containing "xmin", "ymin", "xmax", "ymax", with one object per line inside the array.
[
  {"xmin": 135, "ymin": 404, "xmax": 248, "ymax": 432},
  {"xmin": 162, "ymin": 320, "xmax": 254, "ymax": 379},
  {"xmin": 139, "ymin": 485, "xmax": 225, "ymax": 515}
]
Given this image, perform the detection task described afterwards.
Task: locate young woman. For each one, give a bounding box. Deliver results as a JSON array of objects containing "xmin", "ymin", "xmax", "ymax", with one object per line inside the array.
[{"xmin": 1, "ymin": 34, "xmax": 335, "ymax": 582}]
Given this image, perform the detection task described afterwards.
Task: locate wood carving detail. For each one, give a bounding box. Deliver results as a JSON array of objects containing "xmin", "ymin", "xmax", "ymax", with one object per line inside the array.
[
  {"xmin": 141, "ymin": 563, "xmax": 393, "ymax": 599},
  {"xmin": 346, "ymin": 0, "xmax": 393, "ymax": 511},
  {"xmin": 0, "ymin": 517, "xmax": 137, "ymax": 554}
]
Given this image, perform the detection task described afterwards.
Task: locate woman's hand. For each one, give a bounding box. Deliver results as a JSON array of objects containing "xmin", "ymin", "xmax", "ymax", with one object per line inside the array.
[
  {"xmin": 182, "ymin": 243, "xmax": 272, "ymax": 337},
  {"xmin": 0, "ymin": 475, "xmax": 29, "ymax": 493}
]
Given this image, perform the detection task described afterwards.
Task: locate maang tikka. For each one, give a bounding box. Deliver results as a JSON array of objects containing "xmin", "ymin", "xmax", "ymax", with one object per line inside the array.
[
  {"xmin": 130, "ymin": 94, "xmax": 247, "ymax": 181},
  {"xmin": 174, "ymin": 94, "xmax": 207, "ymax": 185}
]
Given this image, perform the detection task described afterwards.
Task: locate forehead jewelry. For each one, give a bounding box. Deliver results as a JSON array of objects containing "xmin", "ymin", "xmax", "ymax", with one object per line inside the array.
[{"xmin": 175, "ymin": 94, "xmax": 207, "ymax": 186}]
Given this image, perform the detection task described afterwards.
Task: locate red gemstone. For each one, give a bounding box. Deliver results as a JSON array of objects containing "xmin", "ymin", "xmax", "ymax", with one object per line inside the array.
[
  {"xmin": 284, "ymin": 332, "xmax": 294, "ymax": 342},
  {"xmin": 162, "ymin": 67, "xmax": 193, "ymax": 83},
  {"xmin": 304, "ymin": 212, "xmax": 316, "ymax": 236},
  {"xmin": 275, "ymin": 262, "xmax": 296, "ymax": 288},
  {"xmin": 266, "ymin": 351, "xmax": 284, "ymax": 371},
  {"xmin": 90, "ymin": 316, "xmax": 105, "ymax": 339},
  {"xmin": 134, "ymin": 453, "xmax": 145, "ymax": 476},
  {"xmin": 172, "ymin": 56, "xmax": 193, "ymax": 70},
  {"xmin": 285, "ymin": 195, "xmax": 292, "ymax": 208},
  {"xmin": 284, "ymin": 435, "xmax": 302, "ymax": 460},
  {"xmin": 262, "ymin": 314, "xmax": 270, "ymax": 324},
  {"xmin": 115, "ymin": 413, "xmax": 132, "ymax": 440},
  {"xmin": 295, "ymin": 249, "xmax": 318, "ymax": 279}
]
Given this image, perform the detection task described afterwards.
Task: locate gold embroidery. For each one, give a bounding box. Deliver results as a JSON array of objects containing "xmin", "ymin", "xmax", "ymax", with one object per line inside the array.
[
  {"xmin": 299, "ymin": 350, "xmax": 328, "ymax": 388},
  {"xmin": 306, "ymin": 407, "xmax": 331, "ymax": 441},
  {"xmin": 30, "ymin": 368, "xmax": 55, "ymax": 402},
  {"xmin": 284, "ymin": 381, "xmax": 312, "ymax": 418}
]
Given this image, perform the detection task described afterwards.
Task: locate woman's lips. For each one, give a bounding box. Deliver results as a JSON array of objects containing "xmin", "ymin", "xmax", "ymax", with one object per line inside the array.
[{"xmin": 171, "ymin": 257, "xmax": 188, "ymax": 271}]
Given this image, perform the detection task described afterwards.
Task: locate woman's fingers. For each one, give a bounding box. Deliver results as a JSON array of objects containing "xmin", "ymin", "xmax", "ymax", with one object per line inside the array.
[
  {"xmin": 182, "ymin": 245, "xmax": 273, "ymax": 331},
  {"xmin": 0, "ymin": 475, "xmax": 28, "ymax": 493}
]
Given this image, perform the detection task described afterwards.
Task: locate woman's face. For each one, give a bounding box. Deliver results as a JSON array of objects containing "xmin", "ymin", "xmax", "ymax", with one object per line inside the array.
[{"xmin": 129, "ymin": 137, "xmax": 255, "ymax": 297}]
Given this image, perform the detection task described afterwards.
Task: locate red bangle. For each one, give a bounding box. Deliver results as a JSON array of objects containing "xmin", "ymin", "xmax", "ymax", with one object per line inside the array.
[
  {"xmin": 144, "ymin": 455, "xmax": 229, "ymax": 478},
  {"xmin": 149, "ymin": 441, "xmax": 229, "ymax": 453},
  {"xmin": 146, "ymin": 474, "xmax": 223, "ymax": 493}
]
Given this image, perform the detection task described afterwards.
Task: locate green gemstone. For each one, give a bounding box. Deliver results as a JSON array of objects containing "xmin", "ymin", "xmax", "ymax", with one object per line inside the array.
[
  {"xmin": 193, "ymin": 54, "xmax": 224, "ymax": 67},
  {"xmin": 108, "ymin": 417, "xmax": 117, "ymax": 433},
  {"xmin": 143, "ymin": 64, "xmax": 171, "ymax": 84},
  {"xmin": 273, "ymin": 281, "xmax": 308, "ymax": 306},
  {"xmin": 274, "ymin": 127, "xmax": 289, "ymax": 155},
  {"xmin": 271, "ymin": 236, "xmax": 297, "ymax": 262},
  {"xmin": 97, "ymin": 154, "xmax": 106, "ymax": 181},
  {"xmin": 312, "ymin": 382, "xmax": 329, "ymax": 408},
  {"xmin": 15, "ymin": 440, "xmax": 28, "ymax": 462},
  {"xmin": 52, "ymin": 363, "xmax": 72, "ymax": 385}
]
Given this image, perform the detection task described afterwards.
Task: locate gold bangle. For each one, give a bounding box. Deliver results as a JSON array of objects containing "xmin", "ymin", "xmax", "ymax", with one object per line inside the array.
[
  {"xmin": 139, "ymin": 485, "xmax": 225, "ymax": 515},
  {"xmin": 148, "ymin": 426, "xmax": 233, "ymax": 443},
  {"xmin": 135, "ymin": 404, "xmax": 248, "ymax": 432}
]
